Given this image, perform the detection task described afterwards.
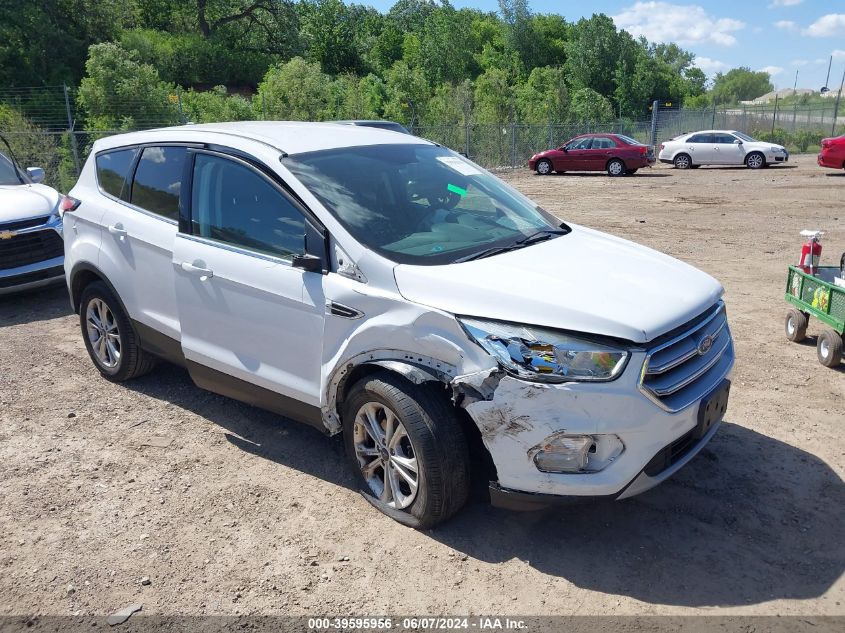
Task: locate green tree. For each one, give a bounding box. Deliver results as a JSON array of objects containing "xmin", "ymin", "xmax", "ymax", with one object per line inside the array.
[
  {"xmin": 256, "ymin": 56, "xmax": 332, "ymax": 120},
  {"xmin": 383, "ymin": 60, "xmax": 429, "ymax": 126},
  {"xmin": 569, "ymin": 87, "xmax": 614, "ymax": 122},
  {"xmin": 711, "ymin": 67, "xmax": 774, "ymax": 104},
  {"xmin": 180, "ymin": 85, "xmax": 253, "ymax": 122},
  {"xmin": 77, "ymin": 43, "xmax": 179, "ymax": 130},
  {"xmin": 516, "ymin": 66, "xmax": 568, "ymax": 123},
  {"xmin": 564, "ymin": 14, "xmax": 629, "ymax": 99},
  {"xmin": 474, "ymin": 67, "xmax": 513, "ymax": 123},
  {"xmin": 498, "ymin": 0, "xmax": 537, "ymax": 74},
  {"xmin": 298, "ymin": 0, "xmax": 363, "ymax": 75}
]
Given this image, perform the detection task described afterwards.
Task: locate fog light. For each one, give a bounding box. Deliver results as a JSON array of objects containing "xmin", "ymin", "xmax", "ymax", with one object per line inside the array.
[
  {"xmin": 533, "ymin": 435, "xmax": 593, "ymax": 473},
  {"xmin": 532, "ymin": 433, "xmax": 624, "ymax": 474}
]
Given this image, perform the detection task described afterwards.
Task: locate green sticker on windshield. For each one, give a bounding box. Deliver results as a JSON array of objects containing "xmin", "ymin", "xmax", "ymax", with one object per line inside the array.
[{"xmin": 447, "ymin": 183, "xmax": 467, "ymax": 197}]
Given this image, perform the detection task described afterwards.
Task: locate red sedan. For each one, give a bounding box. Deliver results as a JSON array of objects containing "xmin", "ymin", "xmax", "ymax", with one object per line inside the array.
[
  {"xmin": 818, "ymin": 135, "xmax": 845, "ymax": 171},
  {"xmin": 529, "ymin": 133, "xmax": 655, "ymax": 176}
]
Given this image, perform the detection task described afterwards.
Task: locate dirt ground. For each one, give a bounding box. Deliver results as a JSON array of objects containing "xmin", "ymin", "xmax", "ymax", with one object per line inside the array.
[{"xmin": 1, "ymin": 154, "xmax": 843, "ymax": 620}]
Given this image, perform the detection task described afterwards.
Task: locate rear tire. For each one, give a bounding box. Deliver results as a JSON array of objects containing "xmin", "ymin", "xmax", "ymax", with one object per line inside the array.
[
  {"xmin": 607, "ymin": 159, "xmax": 625, "ymax": 176},
  {"xmin": 674, "ymin": 154, "xmax": 692, "ymax": 169},
  {"xmin": 625, "ymin": 168, "xmax": 638, "ymax": 175},
  {"xmin": 785, "ymin": 309, "xmax": 808, "ymax": 342},
  {"xmin": 746, "ymin": 152, "xmax": 766, "ymax": 169},
  {"xmin": 342, "ymin": 372, "xmax": 470, "ymax": 529},
  {"xmin": 536, "ymin": 159, "xmax": 553, "ymax": 175},
  {"xmin": 79, "ymin": 281, "xmax": 156, "ymax": 381},
  {"xmin": 817, "ymin": 329, "xmax": 843, "ymax": 367}
]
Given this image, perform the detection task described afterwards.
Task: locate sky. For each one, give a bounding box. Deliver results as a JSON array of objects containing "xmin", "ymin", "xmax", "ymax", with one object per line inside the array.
[{"xmin": 365, "ymin": 1, "xmax": 845, "ymax": 90}]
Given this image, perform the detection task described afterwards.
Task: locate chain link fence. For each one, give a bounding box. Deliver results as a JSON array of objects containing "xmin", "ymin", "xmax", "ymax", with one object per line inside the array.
[{"xmin": 1, "ymin": 86, "xmax": 843, "ymax": 192}]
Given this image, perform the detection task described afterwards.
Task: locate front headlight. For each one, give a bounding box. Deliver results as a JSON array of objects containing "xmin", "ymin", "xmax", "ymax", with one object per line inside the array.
[
  {"xmin": 458, "ymin": 317, "xmax": 629, "ymax": 383},
  {"xmin": 771, "ymin": 147, "xmax": 786, "ymax": 153}
]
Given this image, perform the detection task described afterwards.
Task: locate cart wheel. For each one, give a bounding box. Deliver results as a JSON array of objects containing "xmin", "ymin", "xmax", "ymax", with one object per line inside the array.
[
  {"xmin": 816, "ymin": 329, "xmax": 843, "ymax": 368},
  {"xmin": 785, "ymin": 309, "xmax": 808, "ymax": 342}
]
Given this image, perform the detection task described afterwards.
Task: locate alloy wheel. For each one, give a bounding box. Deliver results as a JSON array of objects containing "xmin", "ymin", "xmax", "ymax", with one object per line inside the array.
[
  {"xmin": 353, "ymin": 401, "xmax": 419, "ymax": 509},
  {"xmin": 747, "ymin": 154, "xmax": 764, "ymax": 169},
  {"xmin": 86, "ymin": 298, "xmax": 121, "ymax": 368},
  {"xmin": 608, "ymin": 160, "xmax": 624, "ymax": 176},
  {"xmin": 537, "ymin": 160, "xmax": 551, "ymax": 175}
]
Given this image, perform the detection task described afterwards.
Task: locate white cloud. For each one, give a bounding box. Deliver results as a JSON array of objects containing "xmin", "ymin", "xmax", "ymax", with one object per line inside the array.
[
  {"xmin": 768, "ymin": 0, "xmax": 803, "ymax": 7},
  {"xmin": 613, "ymin": 2, "xmax": 745, "ymax": 47},
  {"xmin": 759, "ymin": 65, "xmax": 785, "ymax": 77},
  {"xmin": 833, "ymin": 50, "xmax": 845, "ymax": 59},
  {"xmin": 775, "ymin": 20, "xmax": 798, "ymax": 31},
  {"xmin": 803, "ymin": 14, "xmax": 845, "ymax": 37},
  {"xmin": 695, "ymin": 57, "xmax": 729, "ymax": 75},
  {"xmin": 790, "ymin": 59, "xmax": 809, "ymax": 66}
]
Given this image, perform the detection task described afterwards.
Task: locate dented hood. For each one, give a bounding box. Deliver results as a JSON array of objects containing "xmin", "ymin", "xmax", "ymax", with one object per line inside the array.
[
  {"xmin": 393, "ymin": 225, "xmax": 723, "ymax": 344},
  {"xmin": 0, "ymin": 184, "xmax": 60, "ymax": 223}
]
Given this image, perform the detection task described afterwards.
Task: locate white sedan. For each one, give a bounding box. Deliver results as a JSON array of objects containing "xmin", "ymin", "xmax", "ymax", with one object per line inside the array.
[{"xmin": 658, "ymin": 130, "xmax": 789, "ymax": 169}]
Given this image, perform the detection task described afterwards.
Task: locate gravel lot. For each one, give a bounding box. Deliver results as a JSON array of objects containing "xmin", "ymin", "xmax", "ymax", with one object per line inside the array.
[{"xmin": 1, "ymin": 155, "xmax": 843, "ymax": 619}]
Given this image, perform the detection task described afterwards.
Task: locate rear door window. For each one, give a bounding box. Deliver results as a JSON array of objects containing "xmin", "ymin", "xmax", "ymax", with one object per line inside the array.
[
  {"xmin": 591, "ymin": 137, "xmax": 617, "ymax": 149},
  {"xmin": 130, "ymin": 146, "xmax": 188, "ymax": 221},
  {"xmin": 688, "ymin": 134, "xmax": 714, "ymax": 143},
  {"xmin": 96, "ymin": 148, "xmax": 138, "ymax": 199}
]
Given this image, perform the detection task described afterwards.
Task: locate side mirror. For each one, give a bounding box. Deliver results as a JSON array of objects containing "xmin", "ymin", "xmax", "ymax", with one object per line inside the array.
[
  {"xmin": 292, "ymin": 253, "xmax": 323, "ymax": 273},
  {"xmin": 734, "ymin": 139, "xmax": 743, "ymax": 145},
  {"xmin": 560, "ymin": 147, "xmax": 568, "ymax": 152},
  {"xmin": 26, "ymin": 167, "xmax": 45, "ymax": 183}
]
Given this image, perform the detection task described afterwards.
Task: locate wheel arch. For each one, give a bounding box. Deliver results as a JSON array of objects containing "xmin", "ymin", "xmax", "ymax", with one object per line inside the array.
[
  {"xmin": 69, "ymin": 262, "xmax": 127, "ymax": 317},
  {"xmin": 323, "ymin": 350, "xmax": 498, "ymax": 484},
  {"xmin": 606, "ymin": 157, "xmax": 627, "ymax": 170}
]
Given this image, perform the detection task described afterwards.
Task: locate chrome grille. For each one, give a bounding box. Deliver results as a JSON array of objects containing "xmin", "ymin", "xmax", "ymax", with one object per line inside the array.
[{"xmin": 639, "ymin": 302, "xmax": 734, "ymax": 412}]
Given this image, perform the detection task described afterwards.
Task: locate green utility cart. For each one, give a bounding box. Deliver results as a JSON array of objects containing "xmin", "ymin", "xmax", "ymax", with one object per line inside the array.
[{"xmin": 784, "ymin": 265, "xmax": 845, "ymax": 367}]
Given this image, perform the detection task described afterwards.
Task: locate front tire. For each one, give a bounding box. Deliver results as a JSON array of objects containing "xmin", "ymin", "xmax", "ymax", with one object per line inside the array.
[
  {"xmin": 79, "ymin": 281, "xmax": 156, "ymax": 381},
  {"xmin": 342, "ymin": 372, "xmax": 470, "ymax": 529},
  {"xmin": 746, "ymin": 152, "xmax": 766, "ymax": 169},
  {"xmin": 785, "ymin": 309, "xmax": 808, "ymax": 342},
  {"xmin": 817, "ymin": 329, "xmax": 843, "ymax": 367},
  {"xmin": 607, "ymin": 159, "xmax": 625, "ymax": 176},
  {"xmin": 674, "ymin": 154, "xmax": 692, "ymax": 169},
  {"xmin": 536, "ymin": 159, "xmax": 553, "ymax": 175}
]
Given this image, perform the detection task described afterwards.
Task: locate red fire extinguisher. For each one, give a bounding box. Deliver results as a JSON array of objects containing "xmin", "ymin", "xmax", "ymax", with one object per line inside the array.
[{"xmin": 799, "ymin": 230, "xmax": 824, "ymax": 274}]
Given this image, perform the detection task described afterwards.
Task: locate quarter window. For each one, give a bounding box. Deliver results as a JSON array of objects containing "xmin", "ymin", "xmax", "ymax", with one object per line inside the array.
[
  {"xmin": 130, "ymin": 146, "xmax": 187, "ymax": 221},
  {"xmin": 191, "ymin": 153, "xmax": 306, "ymax": 259},
  {"xmin": 96, "ymin": 149, "xmax": 137, "ymax": 199}
]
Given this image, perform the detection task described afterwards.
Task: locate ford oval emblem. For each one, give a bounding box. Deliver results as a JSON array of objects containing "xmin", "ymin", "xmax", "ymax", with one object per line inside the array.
[{"xmin": 698, "ymin": 335, "xmax": 714, "ymax": 355}]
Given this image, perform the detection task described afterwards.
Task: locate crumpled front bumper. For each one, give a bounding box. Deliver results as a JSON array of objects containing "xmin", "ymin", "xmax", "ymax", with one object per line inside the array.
[{"xmin": 459, "ymin": 346, "xmax": 734, "ymax": 507}]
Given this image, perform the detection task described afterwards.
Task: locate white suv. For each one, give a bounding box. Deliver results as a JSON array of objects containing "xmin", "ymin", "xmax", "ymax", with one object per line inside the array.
[
  {"xmin": 659, "ymin": 130, "xmax": 789, "ymax": 169},
  {"xmin": 63, "ymin": 122, "xmax": 734, "ymax": 527},
  {"xmin": 0, "ymin": 147, "xmax": 63, "ymax": 294}
]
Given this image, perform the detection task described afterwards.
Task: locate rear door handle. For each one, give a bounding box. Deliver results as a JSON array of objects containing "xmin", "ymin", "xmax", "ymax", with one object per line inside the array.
[
  {"xmin": 179, "ymin": 261, "xmax": 214, "ymax": 279},
  {"xmin": 108, "ymin": 223, "xmax": 127, "ymax": 239}
]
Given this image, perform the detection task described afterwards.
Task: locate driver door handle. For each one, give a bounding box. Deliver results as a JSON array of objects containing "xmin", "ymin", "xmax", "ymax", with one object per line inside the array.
[
  {"xmin": 179, "ymin": 261, "xmax": 214, "ymax": 279},
  {"xmin": 108, "ymin": 223, "xmax": 127, "ymax": 239}
]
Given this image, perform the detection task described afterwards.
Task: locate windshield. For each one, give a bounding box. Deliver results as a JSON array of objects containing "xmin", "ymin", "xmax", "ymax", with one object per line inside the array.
[
  {"xmin": 0, "ymin": 152, "xmax": 25, "ymax": 186},
  {"xmin": 284, "ymin": 144, "xmax": 565, "ymax": 265},
  {"xmin": 734, "ymin": 131, "xmax": 756, "ymax": 142}
]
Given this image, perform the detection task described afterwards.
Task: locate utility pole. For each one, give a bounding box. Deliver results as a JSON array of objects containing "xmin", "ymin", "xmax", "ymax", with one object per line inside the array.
[
  {"xmin": 771, "ymin": 93, "xmax": 779, "ymax": 135},
  {"xmin": 63, "ymin": 84, "xmax": 80, "ymax": 176},
  {"xmin": 792, "ymin": 70, "xmax": 799, "ymax": 131},
  {"xmin": 832, "ymin": 67, "xmax": 845, "ymax": 136},
  {"xmin": 823, "ymin": 55, "xmax": 833, "ymax": 92}
]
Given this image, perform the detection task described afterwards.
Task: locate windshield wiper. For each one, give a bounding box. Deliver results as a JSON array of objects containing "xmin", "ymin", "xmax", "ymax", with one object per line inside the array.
[{"xmin": 453, "ymin": 228, "xmax": 568, "ymax": 263}]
